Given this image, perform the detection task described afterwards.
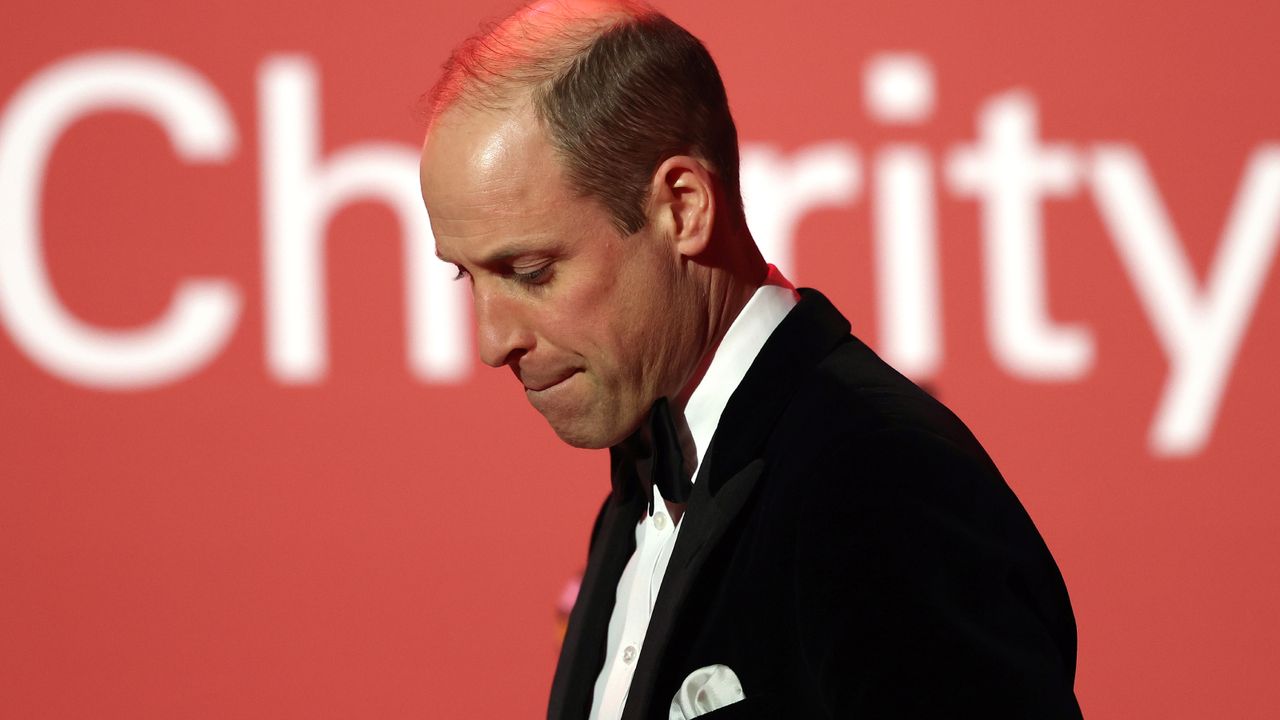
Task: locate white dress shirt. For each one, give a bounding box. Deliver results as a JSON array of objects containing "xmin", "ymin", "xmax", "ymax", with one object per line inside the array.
[{"xmin": 588, "ymin": 272, "xmax": 798, "ymax": 720}]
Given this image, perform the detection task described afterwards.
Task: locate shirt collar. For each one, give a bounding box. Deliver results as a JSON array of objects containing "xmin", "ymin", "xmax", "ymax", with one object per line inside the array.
[{"xmin": 679, "ymin": 266, "xmax": 798, "ymax": 484}]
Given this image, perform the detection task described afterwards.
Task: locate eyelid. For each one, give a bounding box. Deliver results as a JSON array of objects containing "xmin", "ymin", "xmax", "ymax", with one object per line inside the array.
[
  {"xmin": 448, "ymin": 255, "xmax": 554, "ymax": 284},
  {"xmin": 511, "ymin": 261, "xmax": 553, "ymax": 284}
]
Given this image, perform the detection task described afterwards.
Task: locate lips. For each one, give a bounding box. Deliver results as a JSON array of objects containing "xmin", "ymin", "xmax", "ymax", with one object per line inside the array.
[{"xmin": 519, "ymin": 369, "xmax": 580, "ymax": 392}]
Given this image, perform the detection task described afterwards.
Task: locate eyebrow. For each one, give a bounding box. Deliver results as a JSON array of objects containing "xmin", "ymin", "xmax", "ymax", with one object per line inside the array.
[{"xmin": 435, "ymin": 244, "xmax": 548, "ymax": 268}]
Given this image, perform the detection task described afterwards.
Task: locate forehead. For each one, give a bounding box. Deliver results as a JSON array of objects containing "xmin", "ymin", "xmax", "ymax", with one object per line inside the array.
[
  {"xmin": 422, "ymin": 99, "xmax": 631, "ymax": 270},
  {"xmin": 422, "ymin": 101, "xmax": 553, "ymax": 208}
]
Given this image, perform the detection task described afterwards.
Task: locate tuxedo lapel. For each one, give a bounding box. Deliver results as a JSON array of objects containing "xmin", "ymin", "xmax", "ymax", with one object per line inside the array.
[
  {"xmin": 706, "ymin": 289, "xmax": 852, "ymax": 485},
  {"xmin": 620, "ymin": 452, "xmax": 765, "ymax": 720},
  {"xmin": 552, "ymin": 290, "xmax": 853, "ymax": 720},
  {"xmin": 618, "ymin": 289, "xmax": 852, "ymax": 719},
  {"xmin": 548, "ymin": 484, "xmax": 645, "ymax": 720}
]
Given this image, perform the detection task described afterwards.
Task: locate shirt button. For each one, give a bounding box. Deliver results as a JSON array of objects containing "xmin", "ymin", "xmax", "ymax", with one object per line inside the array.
[
  {"xmin": 622, "ymin": 645, "xmax": 637, "ymax": 664},
  {"xmin": 653, "ymin": 513, "xmax": 668, "ymax": 530}
]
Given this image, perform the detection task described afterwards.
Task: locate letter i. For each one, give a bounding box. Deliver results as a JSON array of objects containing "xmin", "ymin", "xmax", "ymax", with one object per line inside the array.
[{"xmin": 864, "ymin": 53, "xmax": 943, "ymax": 379}]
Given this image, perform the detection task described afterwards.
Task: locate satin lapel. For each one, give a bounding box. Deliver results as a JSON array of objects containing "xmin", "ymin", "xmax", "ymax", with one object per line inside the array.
[
  {"xmin": 706, "ymin": 288, "xmax": 852, "ymax": 483},
  {"xmin": 619, "ymin": 453, "xmax": 766, "ymax": 720},
  {"xmin": 617, "ymin": 289, "xmax": 853, "ymax": 719},
  {"xmin": 548, "ymin": 490, "xmax": 644, "ymax": 720}
]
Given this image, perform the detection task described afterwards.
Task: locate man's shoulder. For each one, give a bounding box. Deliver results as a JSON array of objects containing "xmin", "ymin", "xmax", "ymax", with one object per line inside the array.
[
  {"xmin": 767, "ymin": 331, "xmax": 997, "ymax": 477},
  {"xmin": 730, "ymin": 288, "xmax": 997, "ymax": 478}
]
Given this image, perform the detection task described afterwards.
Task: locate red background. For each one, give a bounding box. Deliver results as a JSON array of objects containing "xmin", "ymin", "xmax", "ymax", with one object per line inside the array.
[{"xmin": 3, "ymin": 1, "xmax": 1279, "ymax": 717}]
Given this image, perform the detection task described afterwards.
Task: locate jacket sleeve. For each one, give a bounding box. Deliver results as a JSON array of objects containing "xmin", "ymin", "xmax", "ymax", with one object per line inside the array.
[{"xmin": 791, "ymin": 426, "xmax": 1082, "ymax": 719}]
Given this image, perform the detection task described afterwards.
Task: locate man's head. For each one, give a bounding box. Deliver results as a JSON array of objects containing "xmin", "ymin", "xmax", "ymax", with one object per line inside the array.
[{"xmin": 419, "ymin": 0, "xmax": 761, "ymax": 449}]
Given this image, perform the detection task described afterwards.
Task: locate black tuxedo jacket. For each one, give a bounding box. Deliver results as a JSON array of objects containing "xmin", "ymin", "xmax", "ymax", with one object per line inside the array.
[{"xmin": 548, "ymin": 289, "xmax": 1081, "ymax": 719}]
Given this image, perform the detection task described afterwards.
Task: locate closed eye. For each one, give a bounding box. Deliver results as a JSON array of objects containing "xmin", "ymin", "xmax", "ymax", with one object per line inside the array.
[{"xmin": 511, "ymin": 263, "xmax": 553, "ymax": 285}]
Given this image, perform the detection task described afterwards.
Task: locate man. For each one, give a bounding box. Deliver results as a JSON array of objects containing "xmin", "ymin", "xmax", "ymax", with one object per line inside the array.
[{"xmin": 418, "ymin": 2, "xmax": 1081, "ymax": 718}]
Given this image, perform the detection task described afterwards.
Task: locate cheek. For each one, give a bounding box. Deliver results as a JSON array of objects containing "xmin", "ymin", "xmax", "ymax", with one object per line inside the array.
[
  {"xmin": 605, "ymin": 257, "xmax": 687, "ymax": 371},
  {"xmin": 551, "ymin": 232, "xmax": 684, "ymax": 383},
  {"xmin": 535, "ymin": 275, "xmax": 619, "ymax": 363}
]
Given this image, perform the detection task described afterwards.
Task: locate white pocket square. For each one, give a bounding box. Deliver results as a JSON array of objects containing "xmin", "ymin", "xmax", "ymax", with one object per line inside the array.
[{"xmin": 669, "ymin": 664, "xmax": 745, "ymax": 719}]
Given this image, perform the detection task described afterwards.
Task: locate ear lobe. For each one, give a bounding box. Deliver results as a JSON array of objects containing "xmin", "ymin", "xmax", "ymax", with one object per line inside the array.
[{"xmin": 652, "ymin": 155, "xmax": 716, "ymax": 258}]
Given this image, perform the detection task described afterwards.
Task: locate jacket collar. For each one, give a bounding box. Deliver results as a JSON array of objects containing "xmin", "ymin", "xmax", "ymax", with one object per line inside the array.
[{"xmin": 698, "ymin": 287, "xmax": 851, "ymax": 493}]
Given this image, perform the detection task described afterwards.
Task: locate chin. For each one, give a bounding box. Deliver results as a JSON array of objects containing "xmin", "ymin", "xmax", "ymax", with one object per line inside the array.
[
  {"xmin": 544, "ymin": 409, "xmax": 638, "ymax": 450},
  {"xmin": 548, "ymin": 421, "xmax": 616, "ymax": 450}
]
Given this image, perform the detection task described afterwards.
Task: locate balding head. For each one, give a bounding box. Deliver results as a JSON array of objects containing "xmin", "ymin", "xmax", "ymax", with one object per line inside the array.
[
  {"xmin": 425, "ymin": 0, "xmax": 649, "ymax": 117},
  {"xmin": 423, "ymin": 0, "xmax": 744, "ymax": 236}
]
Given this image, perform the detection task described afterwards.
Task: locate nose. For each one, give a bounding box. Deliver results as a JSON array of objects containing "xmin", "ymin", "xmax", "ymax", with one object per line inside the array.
[{"xmin": 473, "ymin": 285, "xmax": 533, "ymax": 368}]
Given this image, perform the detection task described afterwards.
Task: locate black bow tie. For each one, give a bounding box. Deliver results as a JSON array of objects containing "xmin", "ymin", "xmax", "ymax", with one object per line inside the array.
[{"xmin": 612, "ymin": 397, "xmax": 692, "ymax": 515}]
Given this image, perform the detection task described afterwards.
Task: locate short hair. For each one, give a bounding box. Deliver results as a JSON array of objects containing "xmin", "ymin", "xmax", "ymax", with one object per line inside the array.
[{"xmin": 424, "ymin": 0, "xmax": 744, "ymax": 235}]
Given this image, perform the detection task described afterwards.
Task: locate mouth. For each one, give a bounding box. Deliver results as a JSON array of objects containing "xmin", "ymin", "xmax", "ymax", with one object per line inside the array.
[{"xmin": 522, "ymin": 370, "xmax": 580, "ymax": 393}]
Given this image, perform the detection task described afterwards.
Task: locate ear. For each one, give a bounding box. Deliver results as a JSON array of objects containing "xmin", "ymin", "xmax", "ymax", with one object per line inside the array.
[{"xmin": 648, "ymin": 155, "xmax": 716, "ymax": 258}]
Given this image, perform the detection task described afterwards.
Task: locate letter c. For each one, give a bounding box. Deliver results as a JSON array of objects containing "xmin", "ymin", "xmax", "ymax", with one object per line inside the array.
[{"xmin": 0, "ymin": 51, "xmax": 241, "ymax": 389}]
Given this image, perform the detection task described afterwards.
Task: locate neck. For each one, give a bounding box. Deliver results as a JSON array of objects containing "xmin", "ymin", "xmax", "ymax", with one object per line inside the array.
[{"xmin": 672, "ymin": 227, "xmax": 768, "ymax": 410}]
